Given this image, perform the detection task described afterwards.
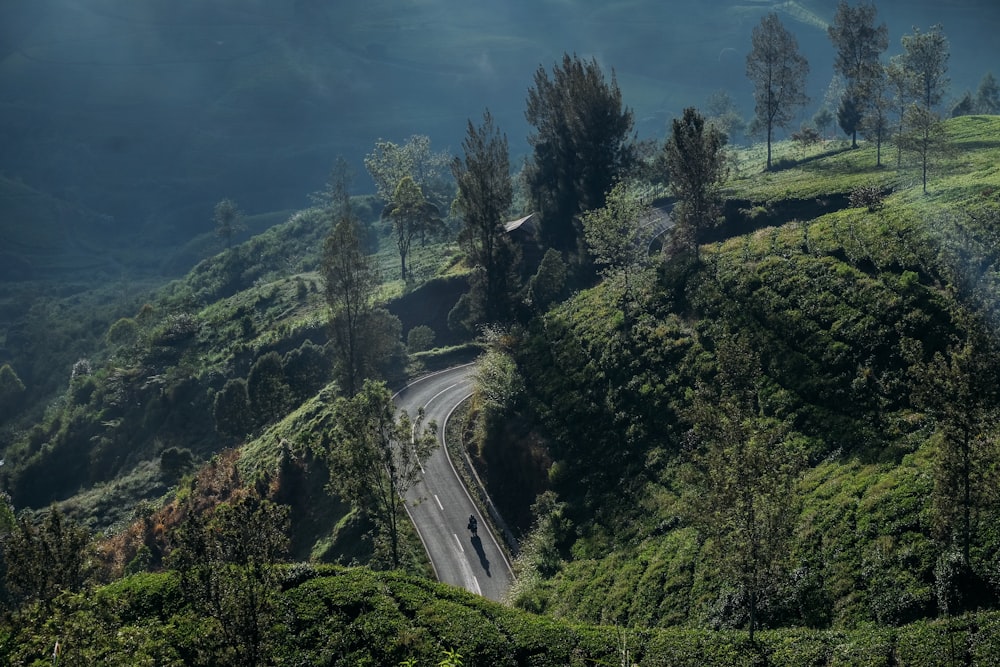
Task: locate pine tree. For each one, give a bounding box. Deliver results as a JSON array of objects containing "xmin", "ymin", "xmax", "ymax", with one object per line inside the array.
[
  {"xmin": 525, "ymin": 53, "xmax": 635, "ymax": 253},
  {"xmin": 664, "ymin": 107, "xmax": 728, "ymax": 256},
  {"xmin": 452, "ymin": 110, "xmax": 518, "ymax": 325}
]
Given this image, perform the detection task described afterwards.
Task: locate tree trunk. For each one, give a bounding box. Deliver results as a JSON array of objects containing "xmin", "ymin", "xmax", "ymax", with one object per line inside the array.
[
  {"xmin": 766, "ymin": 125, "xmax": 773, "ymax": 170},
  {"xmin": 962, "ymin": 428, "xmax": 972, "ymax": 565}
]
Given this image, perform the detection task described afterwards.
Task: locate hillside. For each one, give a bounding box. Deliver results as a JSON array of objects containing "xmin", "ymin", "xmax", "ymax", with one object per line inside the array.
[
  {"xmin": 498, "ymin": 116, "xmax": 1000, "ymax": 631},
  {"xmin": 3, "ymin": 116, "xmax": 1000, "ymax": 662}
]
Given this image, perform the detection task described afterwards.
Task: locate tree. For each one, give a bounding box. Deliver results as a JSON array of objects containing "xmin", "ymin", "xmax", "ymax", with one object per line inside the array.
[
  {"xmin": 581, "ymin": 181, "xmax": 655, "ymax": 324},
  {"xmin": 246, "ymin": 351, "xmax": 291, "ymax": 427},
  {"xmin": 899, "ymin": 24, "xmax": 950, "ymax": 112},
  {"xmin": 525, "ymin": 53, "xmax": 635, "ymax": 253},
  {"xmin": 827, "ymin": 0, "xmax": 888, "ymax": 147},
  {"xmin": 214, "ymin": 378, "xmax": 252, "ymax": 437},
  {"xmin": 527, "ymin": 248, "xmax": 569, "ymax": 311},
  {"xmin": 4, "ymin": 506, "xmax": 92, "ymax": 612},
  {"xmin": 951, "ymin": 92, "xmax": 975, "ymax": 118},
  {"xmin": 860, "ymin": 64, "xmax": 893, "ymax": 166},
  {"xmin": 746, "ymin": 13, "xmax": 810, "ymax": 170},
  {"xmin": 383, "ymin": 176, "xmax": 441, "ymax": 281},
  {"xmin": 911, "ymin": 320, "xmax": 1000, "ymax": 569},
  {"xmin": 837, "ymin": 94, "xmax": 864, "ymax": 148},
  {"xmin": 705, "ymin": 89, "xmax": 746, "ymax": 144},
  {"xmin": 325, "ymin": 380, "xmax": 436, "ymax": 569},
  {"xmin": 170, "ymin": 493, "xmax": 289, "ymax": 666},
  {"xmin": 320, "ymin": 166, "xmax": 380, "ymax": 397},
  {"xmin": 895, "ymin": 103, "xmax": 952, "ymax": 194},
  {"xmin": 886, "ymin": 57, "xmax": 915, "ymax": 167},
  {"xmin": 683, "ymin": 334, "xmax": 805, "ymax": 641},
  {"xmin": 364, "ymin": 135, "xmax": 453, "ymax": 209},
  {"xmin": 451, "ymin": 110, "xmax": 518, "ymax": 325},
  {"xmin": 910, "ymin": 317, "xmax": 1000, "ymax": 614},
  {"xmin": 213, "ymin": 198, "xmax": 245, "ymax": 250},
  {"xmin": 282, "ymin": 341, "xmax": 331, "ymax": 403},
  {"xmin": 812, "ymin": 107, "xmax": 834, "ymax": 138},
  {"xmin": 975, "ymin": 72, "xmax": 1000, "ymax": 114},
  {"xmin": 664, "ymin": 107, "xmax": 728, "ymax": 257}
]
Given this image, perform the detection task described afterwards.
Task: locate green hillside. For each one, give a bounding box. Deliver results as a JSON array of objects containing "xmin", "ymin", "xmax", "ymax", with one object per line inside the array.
[
  {"xmin": 3, "ymin": 116, "xmax": 1000, "ymax": 662},
  {"xmin": 502, "ymin": 116, "xmax": 1000, "ymax": 631}
]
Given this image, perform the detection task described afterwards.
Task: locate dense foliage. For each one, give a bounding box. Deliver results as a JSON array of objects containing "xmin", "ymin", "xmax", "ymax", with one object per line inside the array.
[{"xmin": 504, "ymin": 116, "xmax": 1000, "ymax": 634}]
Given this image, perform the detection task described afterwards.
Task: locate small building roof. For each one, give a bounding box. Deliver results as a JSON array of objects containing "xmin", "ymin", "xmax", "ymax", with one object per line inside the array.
[{"xmin": 503, "ymin": 212, "xmax": 537, "ymax": 233}]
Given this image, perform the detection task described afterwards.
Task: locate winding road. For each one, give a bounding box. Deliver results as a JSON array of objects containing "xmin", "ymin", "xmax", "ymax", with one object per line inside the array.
[{"xmin": 393, "ymin": 364, "xmax": 514, "ymax": 601}]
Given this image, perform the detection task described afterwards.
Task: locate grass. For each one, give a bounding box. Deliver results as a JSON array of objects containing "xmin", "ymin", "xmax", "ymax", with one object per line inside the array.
[{"xmin": 725, "ymin": 116, "xmax": 1000, "ymax": 212}]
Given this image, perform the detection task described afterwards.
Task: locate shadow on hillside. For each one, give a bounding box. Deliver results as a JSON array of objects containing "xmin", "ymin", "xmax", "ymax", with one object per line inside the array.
[{"xmin": 767, "ymin": 145, "xmax": 853, "ymax": 172}]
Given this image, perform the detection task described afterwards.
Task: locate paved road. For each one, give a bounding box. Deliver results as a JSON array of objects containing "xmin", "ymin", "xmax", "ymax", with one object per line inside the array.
[{"xmin": 393, "ymin": 364, "xmax": 514, "ymax": 601}]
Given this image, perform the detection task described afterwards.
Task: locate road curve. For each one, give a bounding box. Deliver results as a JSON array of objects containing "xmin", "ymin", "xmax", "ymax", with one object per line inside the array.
[{"xmin": 393, "ymin": 364, "xmax": 514, "ymax": 601}]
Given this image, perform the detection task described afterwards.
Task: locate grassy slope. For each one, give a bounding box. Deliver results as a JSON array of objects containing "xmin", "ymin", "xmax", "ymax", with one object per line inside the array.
[{"xmin": 508, "ymin": 116, "xmax": 1000, "ymax": 629}]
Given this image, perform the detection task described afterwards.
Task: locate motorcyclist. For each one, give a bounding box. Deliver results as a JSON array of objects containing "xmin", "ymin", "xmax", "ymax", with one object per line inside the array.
[{"xmin": 467, "ymin": 514, "xmax": 478, "ymax": 536}]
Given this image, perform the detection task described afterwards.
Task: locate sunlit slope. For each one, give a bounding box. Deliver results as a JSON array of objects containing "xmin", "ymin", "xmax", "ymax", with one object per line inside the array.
[{"xmin": 509, "ymin": 115, "xmax": 1000, "ymax": 629}]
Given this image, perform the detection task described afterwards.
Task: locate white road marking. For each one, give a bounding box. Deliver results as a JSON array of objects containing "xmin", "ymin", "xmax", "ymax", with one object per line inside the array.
[
  {"xmin": 434, "ymin": 494, "xmax": 443, "ymax": 511},
  {"xmin": 471, "ymin": 575, "xmax": 482, "ymax": 596},
  {"xmin": 425, "ymin": 381, "xmax": 468, "ymax": 410},
  {"xmin": 453, "ymin": 533, "xmax": 464, "ymax": 553}
]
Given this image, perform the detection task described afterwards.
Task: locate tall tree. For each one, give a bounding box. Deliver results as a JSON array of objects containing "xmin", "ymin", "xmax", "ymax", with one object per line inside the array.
[
  {"xmin": 886, "ymin": 57, "xmax": 915, "ymax": 167},
  {"xmin": 320, "ymin": 164, "xmax": 380, "ymax": 397},
  {"xmin": 581, "ymin": 181, "xmax": 654, "ymax": 325},
  {"xmin": 664, "ymin": 107, "xmax": 728, "ymax": 257},
  {"xmin": 525, "ymin": 53, "xmax": 635, "ymax": 253},
  {"xmin": 975, "ymin": 72, "xmax": 1000, "ymax": 114},
  {"xmin": 683, "ymin": 334, "xmax": 805, "ymax": 642},
  {"xmin": 911, "ymin": 318, "xmax": 1000, "ymax": 570},
  {"xmin": 895, "ymin": 103, "xmax": 952, "ymax": 194},
  {"xmin": 827, "ymin": 0, "xmax": 889, "ymax": 148},
  {"xmin": 860, "ymin": 64, "xmax": 893, "ymax": 165},
  {"xmin": 451, "ymin": 110, "xmax": 517, "ymax": 325},
  {"xmin": 383, "ymin": 176, "xmax": 440, "ymax": 281},
  {"xmin": 364, "ymin": 135, "xmax": 453, "ymax": 209},
  {"xmin": 899, "ymin": 24, "xmax": 950, "ymax": 112},
  {"xmin": 837, "ymin": 94, "xmax": 864, "ymax": 148},
  {"xmin": 213, "ymin": 198, "xmax": 245, "ymax": 250},
  {"xmin": 325, "ymin": 380, "xmax": 437, "ymax": 569},
  {"xmin": 746, "ymin": 13, "xmax": 810, "ymax": 170}
]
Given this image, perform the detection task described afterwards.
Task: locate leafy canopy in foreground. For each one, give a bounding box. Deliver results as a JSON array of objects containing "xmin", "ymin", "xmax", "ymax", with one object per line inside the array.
[{"xmin": 323, "ymin": 380, "xmax": 437, "ymax": 569}]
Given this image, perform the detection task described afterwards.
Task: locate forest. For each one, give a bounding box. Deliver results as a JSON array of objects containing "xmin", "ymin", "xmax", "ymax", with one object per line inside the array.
[{"xmin": 2, "ymin": 1, "xmax": 1000, "ymax": 664}]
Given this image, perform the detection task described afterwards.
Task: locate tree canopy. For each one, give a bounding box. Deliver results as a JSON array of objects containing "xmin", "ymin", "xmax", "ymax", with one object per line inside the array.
[
  {"xmin": 899, "ymin": 24, "xmax": 950, "ymax": 111},
  {"xmin": 452, "ymin": 110, "xmax": 518, "ymax": 326},
  {"xmin": 525, "ymin": 53, "xmax": 635, "ymax": 254},
  {"xmin": 664, "ymin": 107, "xmax": 728, "ymax": 257},
  {"xmin": 320, "ymin": 165, "xmax": 380, "ymax": 397}
]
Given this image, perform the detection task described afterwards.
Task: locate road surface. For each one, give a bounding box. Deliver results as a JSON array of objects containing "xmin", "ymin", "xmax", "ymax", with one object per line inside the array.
[{"xmin": 393, "ymin": 364, "xmax": 514, "ymax": 601}]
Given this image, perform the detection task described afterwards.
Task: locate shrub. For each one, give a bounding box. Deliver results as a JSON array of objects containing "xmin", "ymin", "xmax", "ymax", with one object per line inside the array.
[
  {"xmin": 849, "ymin": 183, "xmax": 887, "ymax": 213},
  {"xmin": 406, "ymin": 325, "xmax": 436, "ymax": 352},
  {"xmin": 247, "ymin": 351, "xmax": 292, "ymax": 426},
  {"xmin": 106, "ymin": 317, "xmax": 139, "ymax": 347},
  {"xmin": 282, "ymin": 341, "xmax": 330, "ymax": 402}
]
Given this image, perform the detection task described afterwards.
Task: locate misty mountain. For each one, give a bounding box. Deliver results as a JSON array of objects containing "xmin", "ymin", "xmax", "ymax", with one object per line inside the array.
[{"xmin": 1, "ymin": 0, "xmax": 997, "ymax": 278}]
